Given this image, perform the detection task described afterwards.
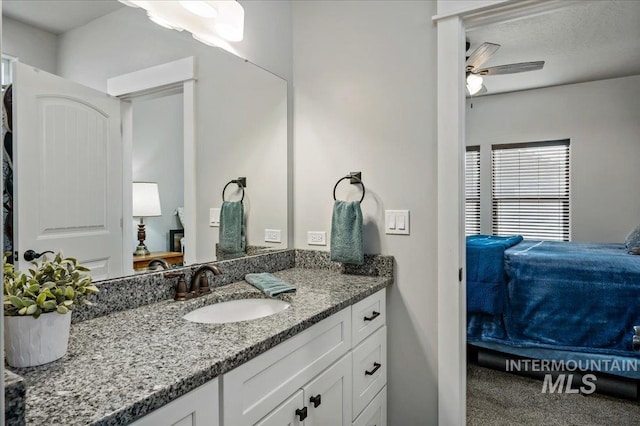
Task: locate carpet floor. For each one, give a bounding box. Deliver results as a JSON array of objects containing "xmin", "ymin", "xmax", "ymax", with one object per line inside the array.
[{"xmin": 467, "ymin": 364, "xmax": 640, "ymax": 426}]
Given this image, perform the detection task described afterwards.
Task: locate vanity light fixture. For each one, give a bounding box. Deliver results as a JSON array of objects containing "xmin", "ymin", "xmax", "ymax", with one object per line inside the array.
[
  {"xmin": 119, "ymin": 1, "xmax": 245, "ymax": 46},
  {"xmin": 180, "ymin": 1, "xmax": 218, "ymax": 18},
  {"xmin": 147, "ymin": 12, "xmax": 183, "ymax": 31},
  {"xmin": 133, "ymin": 182, "xmax": 162, "ymax": 256}
]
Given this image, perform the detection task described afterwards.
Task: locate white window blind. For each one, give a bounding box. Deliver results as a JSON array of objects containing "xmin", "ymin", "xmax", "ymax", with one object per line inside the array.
[
  {"xmin": 492, "ymin": 140, "xmax": 570, "ymax": 241},
  {"xmin": 465, "ymin": 146, "xmax": 481, "ymax": 235}
]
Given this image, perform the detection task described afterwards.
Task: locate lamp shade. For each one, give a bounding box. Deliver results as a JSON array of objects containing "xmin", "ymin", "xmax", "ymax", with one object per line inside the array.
[{"xmin": 133, "ymin": 182, "xmax": 162, "ymax": 217}]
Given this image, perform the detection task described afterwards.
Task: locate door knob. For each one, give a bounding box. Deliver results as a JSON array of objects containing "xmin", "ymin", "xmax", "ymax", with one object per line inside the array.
[{"xmin": 23, "ymin": 250, "xmax": 54, "ymax": 262}]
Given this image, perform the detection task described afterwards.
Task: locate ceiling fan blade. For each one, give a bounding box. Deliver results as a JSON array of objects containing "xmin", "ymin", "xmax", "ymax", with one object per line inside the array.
[
  {"xmin": 476, "ymin": 61, "xmax": 545, "ymax": 76},
  {"xmin": 466, "ymin": 42, "xmax": 500, "ymax": 70}
]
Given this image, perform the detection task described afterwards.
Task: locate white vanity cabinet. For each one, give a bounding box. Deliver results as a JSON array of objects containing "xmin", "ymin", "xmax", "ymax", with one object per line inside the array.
[
  {"xmin": 131, "ymin": 378, "xmax": 219, "ymax": 426},
  {"xmin": 222, "ymin": 289, "xmax": 387, "ymax": 426}
]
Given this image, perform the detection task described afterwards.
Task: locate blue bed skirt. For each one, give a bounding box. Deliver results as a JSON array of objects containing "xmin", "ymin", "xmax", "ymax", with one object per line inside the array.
[{"xmin": 467, "ymin": 239, "xmax": 640, "ymax": 378}]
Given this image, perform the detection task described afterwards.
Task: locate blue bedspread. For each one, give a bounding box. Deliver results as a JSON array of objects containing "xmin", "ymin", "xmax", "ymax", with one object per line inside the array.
[
  {"xmin": 466, "ymin": 234, "xmax": 523, "ymax": 315},
  {"xmin": 468, "ymin": 240, "xmax": 640, "ymax": 364}
]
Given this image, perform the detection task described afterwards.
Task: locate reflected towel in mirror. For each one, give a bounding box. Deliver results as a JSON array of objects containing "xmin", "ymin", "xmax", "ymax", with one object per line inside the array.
[{"xmin": 220, "ymin": 201, "xmax": 246, "ymax": 256}]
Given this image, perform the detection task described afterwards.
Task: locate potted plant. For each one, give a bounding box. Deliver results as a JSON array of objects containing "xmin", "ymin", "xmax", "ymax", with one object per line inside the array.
[{"xmin": 3, "ymin": 252, "xmax": 98, "ymax": 367}]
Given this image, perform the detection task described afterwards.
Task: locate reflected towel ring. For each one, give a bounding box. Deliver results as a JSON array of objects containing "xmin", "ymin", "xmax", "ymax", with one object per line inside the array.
[
  {"xmin": 222, "ymin": 177, "xmax": 246, "ymax": 203},
  {"xmin": 333, "ymin": 174, "xmax": 365, "ymax": 203}
]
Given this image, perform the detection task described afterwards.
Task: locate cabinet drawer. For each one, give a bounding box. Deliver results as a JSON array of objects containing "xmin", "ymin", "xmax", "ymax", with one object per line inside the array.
[
  {"xmin": 223, "ymin": 308, "xmax": 351, "ymax": 425},
  {"xmin": 351, "ymin": 289, "xmax": 386, "ymax": 347},
  {"xmin": 352, "ymin": 326, "xmax": 387, "ymax": 418},
  {"xmin": 352, "ymin": 386, "xmax": 386, "ymax": 426},
  {"xmin": 131, "ymin": 378, "xmax": 218, "ymax": 426}
]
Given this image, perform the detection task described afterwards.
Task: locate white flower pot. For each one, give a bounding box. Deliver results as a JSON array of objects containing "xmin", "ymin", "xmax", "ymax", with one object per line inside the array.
[{"xmin": 4, "ymin": 312, "xmax": 72, "ymax": 368}]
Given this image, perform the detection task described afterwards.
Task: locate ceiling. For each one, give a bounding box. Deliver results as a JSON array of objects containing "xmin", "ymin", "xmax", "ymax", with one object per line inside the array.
[
  {"xmin": 465, "ymin": 0, "xmax": 640, "ymax": 96},
  {"xmin": 3, "ymin": 0, "xmax": 123, "ymax": 34},
  {"xmin": 4, "ymin": 1, "xmax": 640, "ymax": 96}
]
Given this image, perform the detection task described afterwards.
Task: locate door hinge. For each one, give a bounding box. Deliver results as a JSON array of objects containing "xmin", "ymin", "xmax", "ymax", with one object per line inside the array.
[{"xmin": 459, "ymin": 267, "xmax": 463, "ymax": 282}]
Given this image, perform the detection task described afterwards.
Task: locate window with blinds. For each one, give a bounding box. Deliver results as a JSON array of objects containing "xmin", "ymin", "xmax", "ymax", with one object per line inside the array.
[
  {"xmin": 492, "ymin": 140, "xmax": 570, "ymax": 241},
  {"xmin": 465, "ymin": 146, "xmax": 481, "ymax": 235}
]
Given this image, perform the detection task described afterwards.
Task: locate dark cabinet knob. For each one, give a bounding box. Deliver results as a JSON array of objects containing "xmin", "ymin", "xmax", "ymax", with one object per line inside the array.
[
  {"xmin": 364, "ymin": 311, "xmax": 380, "ymax": 321},
  {"xmin": 295, "ymin": 406, "xmax": 308, "ymax": 421},
  {"xmin": 365, "ymin": 362, "xmax": 382, "ymax": 376},
  {"xmin": 310, "ymin": 394, "xmax": 321, "ymax": 408}
]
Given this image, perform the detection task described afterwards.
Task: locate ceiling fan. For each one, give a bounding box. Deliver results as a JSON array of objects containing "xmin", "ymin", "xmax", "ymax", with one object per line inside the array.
[{"xmin": 466, "ymin": 41, "xmax": 545, "ymax": 96}]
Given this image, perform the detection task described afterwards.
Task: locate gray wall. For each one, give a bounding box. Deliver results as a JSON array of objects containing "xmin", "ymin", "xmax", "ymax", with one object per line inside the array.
[
  {"xmin": 56, "ymin": 3, "xmax": 291, "ymax": 262},
  {"xmin": 132, "ymin": 93, "xmax": 184, "ymax": 253},
  {"xmin": 2, "ymin": 16, "xmax": 57, "ymax": 74},
  {"xmin": 292, "ymin": 1, "xmax": 439, "ymax": 424},
  {"xmin": 466, "ymin": 75, "xmax": 640, "ymax": 243}
]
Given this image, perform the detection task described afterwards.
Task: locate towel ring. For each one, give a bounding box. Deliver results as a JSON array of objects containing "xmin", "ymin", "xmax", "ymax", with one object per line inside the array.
[
  {"xmin": 222, "ymin": 178, "xmax": 246, "ymax": 203},
  {"xmin": 333, "ymin": 174, "xmax": 365, "ymax": 203}
]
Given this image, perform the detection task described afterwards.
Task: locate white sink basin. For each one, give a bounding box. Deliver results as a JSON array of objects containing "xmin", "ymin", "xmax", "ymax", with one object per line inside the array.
[{"xmin": 183, "ymin": 298, "xmax": 290, "ymax": 324}]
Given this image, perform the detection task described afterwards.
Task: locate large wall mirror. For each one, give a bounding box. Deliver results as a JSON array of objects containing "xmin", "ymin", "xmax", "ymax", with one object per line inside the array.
[{"xmin": 2, "ymin": 0, "xmax": 288, "ymax": 280}]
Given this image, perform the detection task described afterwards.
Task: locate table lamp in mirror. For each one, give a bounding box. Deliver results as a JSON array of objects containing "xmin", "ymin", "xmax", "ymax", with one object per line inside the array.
[{"xmin": 133, "ymin": 182, "xmax": 162, "ymax": 256}]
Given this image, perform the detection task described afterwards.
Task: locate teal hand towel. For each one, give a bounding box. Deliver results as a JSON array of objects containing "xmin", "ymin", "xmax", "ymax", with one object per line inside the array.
[
  {"xmin": 219, "ymin": 201, "xmax": 246, "ymax": 256},
  {"xmin": 330, "ymin": 200, "xmax": 364, "ymax": 265},
  {"xmin": 245, "ymin": 273, "xmax": 296, "ymax": 297}
]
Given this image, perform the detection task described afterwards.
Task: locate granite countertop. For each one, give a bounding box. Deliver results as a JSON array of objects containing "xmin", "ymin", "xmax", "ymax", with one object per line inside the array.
[{"xmin": 10, "ymin": 267, "xmax": 391, "ymax": 425}]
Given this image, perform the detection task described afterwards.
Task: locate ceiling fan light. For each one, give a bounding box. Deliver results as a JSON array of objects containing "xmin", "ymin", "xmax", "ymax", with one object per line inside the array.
[
  {"xmin": 466, "ymin": 73, "xmax": 483, "ymax": 95},
  {"xmin": 180, "ymin": 1, "xmax": 218, "ymax": 18}
]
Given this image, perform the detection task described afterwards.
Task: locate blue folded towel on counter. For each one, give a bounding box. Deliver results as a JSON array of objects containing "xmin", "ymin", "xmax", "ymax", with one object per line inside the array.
[
  {"xmin": 330, "ymin": 200, "xmax": 364, "ymax": 265},
  {"xmin": 220, "ymin": 201, "xmax": 246, "ymax": 256},
  {"xmin": 245, "ymin": 273, "xmax": 296, "ymax": 297}
]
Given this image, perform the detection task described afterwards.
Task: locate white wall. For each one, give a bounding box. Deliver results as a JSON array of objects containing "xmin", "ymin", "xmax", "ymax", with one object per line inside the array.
[
  {"xmin": 132, "ymin": 93, "xmax": 184, "ymax": 253},
  {"xmin": 2, "ymin": 16, "xmax": 58, "ymax": 74},
  {"xmin": 466, "ymin": 75, "xmax": 640, "ymax": 243},
  {"xmin": 56, "ymin": 3, "xmax": 292, "ymax": 262},
  {"xmin": 292, "ymin": 1, "xmax": 438, "ymax": 424}
]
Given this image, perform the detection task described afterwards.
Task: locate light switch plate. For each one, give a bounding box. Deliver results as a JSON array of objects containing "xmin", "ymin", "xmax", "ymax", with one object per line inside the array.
[
  {"xmin": 307, "ymin": 231, "xmax": 327, "ymax": 246},
  {"xmin": 265, "ymin": 229, "xmax": 282, "ymax": 243},
  {"xmin": 385, "ymin": 210, "xmax": 410, "ymax": 235},
  {"xmin": 209, "ymin": 208, "xmax": 221, "ymax": 227}
]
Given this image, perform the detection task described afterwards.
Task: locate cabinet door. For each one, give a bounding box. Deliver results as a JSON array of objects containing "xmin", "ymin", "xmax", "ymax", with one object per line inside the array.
[
  {"xmin": 131, "ymin": 378, "xmax": 218, "ymax": 426},
  {"xmin": 303, "ymin": 354, "xmax": 352, "ymax": 426},
  {"xmin": 255, "ymin": 390, "xmax": 305, "ymax": 426}
]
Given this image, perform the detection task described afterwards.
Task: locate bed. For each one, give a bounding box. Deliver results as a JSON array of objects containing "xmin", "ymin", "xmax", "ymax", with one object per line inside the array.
[{"xmin": 466, "ymin": 235, "xmax": 640, "ymax": 379}]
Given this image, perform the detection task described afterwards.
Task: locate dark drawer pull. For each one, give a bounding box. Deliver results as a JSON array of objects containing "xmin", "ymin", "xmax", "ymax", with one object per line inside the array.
[
  {"xmin": 310, "ymin": 394, "xmax": 322, "ymax": 408},
  {"xmin": 364, "ymin": 311, "xmax": 380, "ymax": 321},
  {"xmin": 365, "ymin": 362, "xmax": 382, "ymax": 376},
  {"xmin": 296, "ymin": 407, "xmax": 308, "ymax": 421}
]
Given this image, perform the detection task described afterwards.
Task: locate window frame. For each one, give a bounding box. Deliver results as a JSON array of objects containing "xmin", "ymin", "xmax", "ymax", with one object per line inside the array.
[
  {"xmin": 465, "ymin": 145, "xmax": 481, "ymax": 236},
  {"xmin": 491, "ymin": 140, "xmax": 571, "ymax": 241}
]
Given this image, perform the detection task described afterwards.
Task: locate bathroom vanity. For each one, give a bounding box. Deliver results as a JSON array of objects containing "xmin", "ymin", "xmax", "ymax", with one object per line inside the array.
[
  {"xmin": 6, "ymin": 250, "xmax": 392, "ymax": 426},
  {"xmin": 134, "ymin": 289, "xmax": 386, "ymax": 426}
]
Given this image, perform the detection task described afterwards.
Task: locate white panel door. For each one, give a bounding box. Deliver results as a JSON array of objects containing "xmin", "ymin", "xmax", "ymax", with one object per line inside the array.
[
  {"xmin": 255, "ymin": 389, "xmax": 305, "ymax": 426},
  {"xmin": 13, "ymin": 62, "xmax": 123, "ymax": 279},
  {"xmin": 303, "ymin": 354, "xmax": 352, "ymax": 426}
]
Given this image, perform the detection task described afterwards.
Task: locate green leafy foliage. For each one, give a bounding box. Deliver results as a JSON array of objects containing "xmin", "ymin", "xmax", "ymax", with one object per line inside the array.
[{"xmin": 3, "ymin": 252, "xmax": 98, "ymax": 318}]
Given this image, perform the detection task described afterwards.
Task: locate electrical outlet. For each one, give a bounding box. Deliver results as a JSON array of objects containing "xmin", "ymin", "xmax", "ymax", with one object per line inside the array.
[
  {"xmin": 307, "ymin": 231, "xmax": 326, "ymax": 246},
  {"xmin": 265, "ymin": 229, "xmax": 282, "ymax": 243}
]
